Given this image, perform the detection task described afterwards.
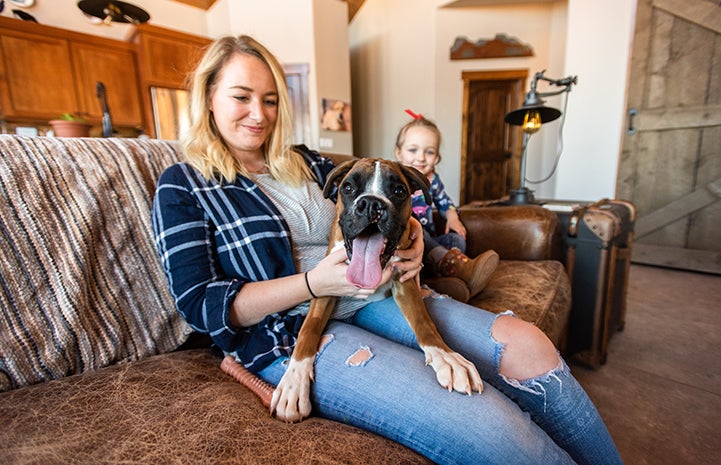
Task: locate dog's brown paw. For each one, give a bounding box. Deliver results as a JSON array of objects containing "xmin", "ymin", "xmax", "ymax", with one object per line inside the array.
[
  {"xmin": 423, "ymin": 346, "xmax": 483, "ymax": 395},
  {"xmin": 270, "ymin": 357, "xmax": 315, "ymax": 422}
]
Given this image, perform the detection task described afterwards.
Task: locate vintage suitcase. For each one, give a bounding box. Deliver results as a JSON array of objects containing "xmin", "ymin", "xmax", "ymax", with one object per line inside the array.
[{"xmin": 542, "ymin": 198, "xmax": 636, "ymax": 368}]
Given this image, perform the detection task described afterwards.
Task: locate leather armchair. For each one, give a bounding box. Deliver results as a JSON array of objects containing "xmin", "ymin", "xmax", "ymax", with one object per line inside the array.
[{"xmin": 435, "ymin": 204, "xmax": 571, "ymax": 347}]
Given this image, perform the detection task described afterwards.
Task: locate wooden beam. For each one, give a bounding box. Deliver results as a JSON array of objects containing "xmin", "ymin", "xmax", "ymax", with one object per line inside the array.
[
  {"xmin": 346, "ymin": 0, "xmax": 366, "ymax": 21},
  {"xmin": 635, "ymin": 178, "xmax": 721, "ymax": 238},
  {"xmin": 171, "ymin": 0, "xmax": 217, "ymax": 10},
  {"xmin": 632, "ymin": 243, "xmax": 721, "ymax": 275},
  {"xmin": 653, "ymin": 0, "xmax": 721, "ymax": 34},
  {"xmin": 636, "ymin": 105, "xmax": 721, "ymax": 131}
]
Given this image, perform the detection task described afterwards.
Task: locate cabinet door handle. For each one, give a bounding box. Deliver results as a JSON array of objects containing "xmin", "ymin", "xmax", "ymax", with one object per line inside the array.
[{"xmin": 627, "ymin": 108, "xmax": 638, "ymax": 135}]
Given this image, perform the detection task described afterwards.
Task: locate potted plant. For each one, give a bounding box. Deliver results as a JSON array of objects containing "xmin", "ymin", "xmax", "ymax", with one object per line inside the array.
[{"xmin": 49, "ymin": 113, "xmax": 92, "ymax": 137}]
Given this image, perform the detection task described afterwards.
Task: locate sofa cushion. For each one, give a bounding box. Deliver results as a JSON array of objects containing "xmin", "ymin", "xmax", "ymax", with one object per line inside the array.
[
  {"xmin": 0, "ymin": 349, "xmax": 431, "ymax": 465},
  {"xmin": 0, "ymin": 136, "xmax": 192, "ymax": 391}
]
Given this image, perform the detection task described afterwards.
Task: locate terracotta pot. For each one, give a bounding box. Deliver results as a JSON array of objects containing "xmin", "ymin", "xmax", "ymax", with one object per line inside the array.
[{"xmin": 49, "ymin": 120, "xmax": 92, "ymax": 137}]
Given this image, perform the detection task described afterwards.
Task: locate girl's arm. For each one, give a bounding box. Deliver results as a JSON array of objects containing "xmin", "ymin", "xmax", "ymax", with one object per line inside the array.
[{"xmin": 444, "ymin": 208, "xmax": 467, "ymax": 239}]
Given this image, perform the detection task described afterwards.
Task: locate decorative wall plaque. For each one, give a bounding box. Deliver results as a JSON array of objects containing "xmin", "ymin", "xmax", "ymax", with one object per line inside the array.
[{"xmin": 450, "ymin": 34, "xmax": 534, "ymax": 60}]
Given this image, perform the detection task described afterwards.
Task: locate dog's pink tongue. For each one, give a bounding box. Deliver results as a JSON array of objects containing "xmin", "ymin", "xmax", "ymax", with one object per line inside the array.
[{"xmin": 346, "ymin": 232, "xmax": 384, "ymax": 288}]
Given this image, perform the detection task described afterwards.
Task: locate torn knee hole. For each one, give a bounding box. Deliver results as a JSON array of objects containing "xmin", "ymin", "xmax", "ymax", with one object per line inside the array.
[
  {"xmin": 345, "ymin": 345, "xmax": 373, "ymax": 367},
  {"xmin": 318, "ymin": 333, "xmax": 334, "ymax": 352}
]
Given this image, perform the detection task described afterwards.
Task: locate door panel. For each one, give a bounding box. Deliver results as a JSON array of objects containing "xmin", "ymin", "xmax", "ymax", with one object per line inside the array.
[
  {"xmin": 618, "ymin": 0, "xmax": 721, "ymax": 274},
  {"xmin": 461, "ymin": 70, "xmax": 527, "ymax": 204}
]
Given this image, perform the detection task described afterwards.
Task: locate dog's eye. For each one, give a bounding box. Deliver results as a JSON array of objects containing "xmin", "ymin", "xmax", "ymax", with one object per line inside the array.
[
  {"xmin": 342, "ymin": 182, "xmax": 356, "ymax": 196},
  {"xmin": 392, "ymin": 185, "xmax": 408, "ymax": 198}
]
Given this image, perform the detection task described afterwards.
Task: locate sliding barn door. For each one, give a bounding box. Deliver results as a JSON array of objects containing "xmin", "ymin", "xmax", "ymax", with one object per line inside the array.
[{"xmin": 617, "ymin": 0, "xmax": 721, "ymax": 274}]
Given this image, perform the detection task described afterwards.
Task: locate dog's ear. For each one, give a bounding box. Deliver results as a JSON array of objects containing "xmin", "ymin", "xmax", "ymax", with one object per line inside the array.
[
  {"xmin": 399, "ymin": 164, "xmax": 432, "ymax": 205},
  {"xmin": 323, "ymin": 159, "xmax": 359, "ymax": 199}
]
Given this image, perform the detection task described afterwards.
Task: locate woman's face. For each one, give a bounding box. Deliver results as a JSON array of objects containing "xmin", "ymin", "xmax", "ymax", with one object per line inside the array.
[
  {"xmin": 395, "ymin": 126, "xmax": 439, "ymax": 178},
  {"xmin": 209, "ymin": 53, "xmax": 278, "ymax": 162}
]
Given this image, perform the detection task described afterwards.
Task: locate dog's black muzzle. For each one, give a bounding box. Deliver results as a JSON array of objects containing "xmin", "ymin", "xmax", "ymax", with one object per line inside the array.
[
  {"xmin": 340, "ymin": 194, "xmax": 404, "ymax": 269},
  {"xmin": 355, "ymin": 195, "xmax": 388, "ymax": 224}
]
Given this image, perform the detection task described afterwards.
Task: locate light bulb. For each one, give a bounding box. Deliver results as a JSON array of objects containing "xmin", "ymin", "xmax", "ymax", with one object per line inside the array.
[{"xmin": 523, "ymin": 110, "xmax": 542, "ymax": 134}]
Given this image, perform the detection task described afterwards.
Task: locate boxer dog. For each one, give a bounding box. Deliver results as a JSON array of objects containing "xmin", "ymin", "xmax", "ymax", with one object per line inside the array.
[{"xmin": 270, "ymin": 158, "xmax": 483, "ymax": 423}]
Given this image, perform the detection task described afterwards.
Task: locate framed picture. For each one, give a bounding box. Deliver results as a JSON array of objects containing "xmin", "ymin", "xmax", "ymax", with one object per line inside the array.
[{"xmin": 320, "ymin": 98, "xmax": 351, "ymax": 132}]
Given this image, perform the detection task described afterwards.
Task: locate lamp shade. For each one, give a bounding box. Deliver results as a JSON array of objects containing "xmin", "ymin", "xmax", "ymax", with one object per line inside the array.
[
  {"xmin": 504, "ymin": 104, "xmax": 561, "ymax": 126},
  {"xmin": 78, "ymin": 0, "xmax": 150, "ymax": 25}
]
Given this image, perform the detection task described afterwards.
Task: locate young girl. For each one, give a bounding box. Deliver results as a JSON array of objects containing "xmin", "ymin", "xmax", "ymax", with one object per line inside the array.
[{"xmin": 395, "ymin": 110, "xmax": 499, "ymax": 302}]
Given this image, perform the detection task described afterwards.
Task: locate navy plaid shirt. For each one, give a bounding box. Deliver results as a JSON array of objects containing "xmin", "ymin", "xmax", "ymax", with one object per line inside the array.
[{"xmin": 152, "ymin": 146, "xmax": 335, "ymax": 372}]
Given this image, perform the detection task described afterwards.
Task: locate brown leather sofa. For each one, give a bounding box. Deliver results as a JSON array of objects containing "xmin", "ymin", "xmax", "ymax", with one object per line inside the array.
[{"xmin": 0, "ymin": 136, "xmax": 570, "ymax": 465}]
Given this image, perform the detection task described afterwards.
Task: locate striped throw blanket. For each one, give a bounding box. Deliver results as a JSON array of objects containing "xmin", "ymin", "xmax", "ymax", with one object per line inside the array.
[{"xmin": 0, "ymin": 136, "xmax": 192, "ymax": 391}]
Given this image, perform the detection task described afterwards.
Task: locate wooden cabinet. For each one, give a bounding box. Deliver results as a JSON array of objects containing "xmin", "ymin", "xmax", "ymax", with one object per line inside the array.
[
  {"xmin": 0, "ymin": 17, "xmax": 143, "ymax": 128},
  {"xmin": 0, "ymin": 17, "xmax": 211, "ymax": 136},
  {"xmin": 129, "ymin": 24, "xmax": 211, "ymax": 137},
  {"xmin": 71, "ymin": 42, "xmax": 143, "ymax": 127},
  {"xmin": 130, "ymin": 24, "xmax": 211, "ymax": 89},
  {"xmin": 0, "ymin": 30, "xmax": 78, "ymax": 121}
]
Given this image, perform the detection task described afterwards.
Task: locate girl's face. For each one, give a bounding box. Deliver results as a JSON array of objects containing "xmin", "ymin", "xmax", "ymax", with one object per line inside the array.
[
  {"xmin": 395, "ymin": 126, "xmax": 439, "ymax": 178},
  {"xmin": 209, "ymin": 53, "xmax": 278, "ymax": 164}
]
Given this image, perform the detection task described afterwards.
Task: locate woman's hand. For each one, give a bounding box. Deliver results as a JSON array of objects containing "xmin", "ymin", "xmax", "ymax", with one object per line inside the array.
[
  {"xmin": 444, "ymin": 209, "xmax": 467, "ymax": 239},
  {"xmin": 392, "ymin": 217, "xmax": 424, "ymax": 283},
  {"xmin": 309, "ymin": 216, "xmax": 424, "ymax": 296},
  {"xmin": 307, "ymin": 248, "xmax": 378, "ymax": 299}
]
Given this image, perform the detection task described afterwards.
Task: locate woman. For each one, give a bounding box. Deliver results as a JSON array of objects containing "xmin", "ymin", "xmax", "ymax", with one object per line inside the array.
[{"xmin": 152, "ymin": 34, "xmax": 623, "ymax": 465}]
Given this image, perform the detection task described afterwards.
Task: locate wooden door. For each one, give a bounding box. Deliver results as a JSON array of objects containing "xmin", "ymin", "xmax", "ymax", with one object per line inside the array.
[
  {"xmin": 71, "ymin": 43, "xmax": 143, "ymax": 127},
  {"xmin": 0, "ymin": 32, "xmax": 78, "ymax": 120},
  {"xmin": 617, "ymin": 0, "xmax": 721, "ymax": 274},
  {"xmin": 461, "ymin": 70, "xmax": 527, "ymax": 204}
]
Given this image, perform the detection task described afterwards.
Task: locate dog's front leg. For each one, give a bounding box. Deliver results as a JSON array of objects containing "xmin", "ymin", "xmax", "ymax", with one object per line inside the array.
[
  {"xmin": 392, "ymin": 279, "xmax": 483, "ymax": 395},
  {"xmin": 271, "ymin": 296, "xmax": 335, "ymax": 423}
]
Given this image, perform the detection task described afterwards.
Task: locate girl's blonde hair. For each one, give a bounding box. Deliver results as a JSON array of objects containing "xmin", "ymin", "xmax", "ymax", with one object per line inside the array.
[
  {"xmin": 394, "ymin": 114, "xmax": 443, "ymax": 165},
  {"xmin": 182, "ymin": 35, "xmax": 313, "ymax": 185}
]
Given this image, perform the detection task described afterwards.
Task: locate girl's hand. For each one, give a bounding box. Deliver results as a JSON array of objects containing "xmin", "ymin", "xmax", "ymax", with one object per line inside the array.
[
  {"xmin": 392, "ymin": 217, "xmax": 424, "ymax": 283},
  {"xmin": 444, "ymin": 209, "xmax": 467, "ymax": 239}
]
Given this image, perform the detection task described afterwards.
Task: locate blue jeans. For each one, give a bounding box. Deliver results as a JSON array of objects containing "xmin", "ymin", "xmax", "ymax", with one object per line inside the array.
[
  {"xmin": 423, "ymin": 228, "xmax": 466, "ymax": 256},
  {"xmin": 259, "ymin": 293, "xmax": 624, "ymax": 465}
]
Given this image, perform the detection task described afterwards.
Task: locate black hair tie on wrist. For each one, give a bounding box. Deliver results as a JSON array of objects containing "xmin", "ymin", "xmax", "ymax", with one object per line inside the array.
[{"xmin": 304, "ymin": 271, "xmax": 317, "ymax": 299}]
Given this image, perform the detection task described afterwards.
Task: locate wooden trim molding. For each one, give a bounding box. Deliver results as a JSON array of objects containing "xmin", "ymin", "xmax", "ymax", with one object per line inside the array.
[{"xmin": 171, "ymin": 0, "xmax": 217, "ymax": 10}]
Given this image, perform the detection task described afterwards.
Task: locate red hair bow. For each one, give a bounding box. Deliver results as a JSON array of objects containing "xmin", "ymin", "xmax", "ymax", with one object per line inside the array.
[{"xmin": 404, "ymin": 109, "xmax": 423, "ymax": 120}]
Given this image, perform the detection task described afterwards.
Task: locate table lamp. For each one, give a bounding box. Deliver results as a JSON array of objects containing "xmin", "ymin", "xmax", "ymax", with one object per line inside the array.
[{"xmin": 504, "ymin": 70, "xmax": 577, "ymax": 205}]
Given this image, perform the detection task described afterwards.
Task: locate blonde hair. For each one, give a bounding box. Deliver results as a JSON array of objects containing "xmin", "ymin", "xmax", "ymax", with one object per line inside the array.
[
  {"xmin": 394, "ymin": 115, "xmax": 443, "ymax": 165},
  {"xmin": 182, "ymin": 35, "xmax": 313, "ymax": 185}
]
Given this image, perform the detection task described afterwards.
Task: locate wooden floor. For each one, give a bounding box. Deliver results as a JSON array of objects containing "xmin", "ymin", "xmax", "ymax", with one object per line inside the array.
[{"xmin": 570, "ymin": 264, "xmax": 721, "ymax": 465}]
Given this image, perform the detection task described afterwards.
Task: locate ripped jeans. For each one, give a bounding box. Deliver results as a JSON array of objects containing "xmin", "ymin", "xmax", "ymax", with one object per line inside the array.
[{"xmin": 258, "ymin": 293, "xmax": 624, "ymax": 465}]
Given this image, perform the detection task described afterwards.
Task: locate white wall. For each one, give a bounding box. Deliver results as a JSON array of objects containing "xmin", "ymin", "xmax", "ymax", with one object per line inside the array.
[
  {"xmin": 350, "ymin": 0, "xmax": 638, "ymax": 202},
  {"xmin": 313, "ymin": 0, "xmax": 353, "ymax": 153},
  {"xmin": 556, "ymin": 0, "xmax": 637, "ymax": 201},
  {"xmin": 350, "ymin": 0, "xmax": 438, "ymax": 158}
]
